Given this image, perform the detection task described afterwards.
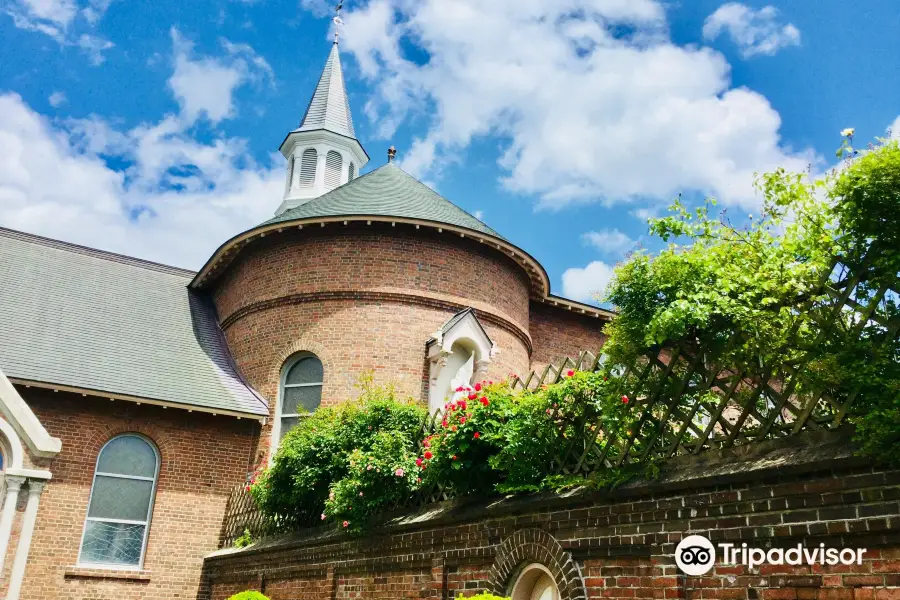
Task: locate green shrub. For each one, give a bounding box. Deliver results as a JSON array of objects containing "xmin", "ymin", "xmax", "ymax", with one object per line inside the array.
[
  {"xmin": 233, "ymin": 528, "xmax": 253, "ymax": 548},
  {"xmin": 604, "ymin": 135, "xmax": 900, "ymax": 464},
  {"xmin": 227, "ymin": 592, "xmax": 269, "ymax": 600},
  {"xmin": 250, "ymin": 376, "xmax": 426, "ymax": 531}
]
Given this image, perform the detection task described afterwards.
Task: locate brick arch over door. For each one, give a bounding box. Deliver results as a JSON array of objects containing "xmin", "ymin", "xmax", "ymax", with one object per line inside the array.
[{"xmin": 488, "ymin": 528, "xmax": 586, "ymax": 600}]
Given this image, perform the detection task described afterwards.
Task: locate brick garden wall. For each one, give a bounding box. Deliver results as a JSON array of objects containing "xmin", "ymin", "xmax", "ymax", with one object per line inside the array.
[
  {"xmin": 203, "ymin": 431, "xmax": 900, "ymax": 600},
  {"xmin": 14, "ymin": 389, "xmax": 260, "ymax": 600}
]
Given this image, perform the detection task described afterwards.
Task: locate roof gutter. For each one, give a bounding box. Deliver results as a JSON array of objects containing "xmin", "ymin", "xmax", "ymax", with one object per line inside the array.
[{"xmin": 9, "ymin": 378, "xmax": 268, "ymax": 422}]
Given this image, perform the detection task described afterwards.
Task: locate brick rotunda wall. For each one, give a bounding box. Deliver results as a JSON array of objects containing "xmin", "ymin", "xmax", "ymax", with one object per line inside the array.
[
  {"xmin": 529, "ymin": 301, "xmax": 608, "ymax": 374},
  {"xmin": 210, "ymin": 224, "xmax": 534, "ymax": 445},
  {"xmin": 203, "ymin": 431, "xmax": 900, "ymax": 600}
]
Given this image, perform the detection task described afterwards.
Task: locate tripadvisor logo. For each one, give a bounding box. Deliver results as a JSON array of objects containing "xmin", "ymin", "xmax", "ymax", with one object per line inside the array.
[{"xmin": 675, "ymin": 535, "xmax": 868, "ymax": 576}]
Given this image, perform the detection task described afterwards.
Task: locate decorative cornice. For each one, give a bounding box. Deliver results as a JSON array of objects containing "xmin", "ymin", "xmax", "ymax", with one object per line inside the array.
[
  {"xmin": 219, "ymin": 289, "xmax": 534, "ymax": 354},
  {"xmin": 190, "ymin": 217, "xmax": 552, "ymax": 300}
]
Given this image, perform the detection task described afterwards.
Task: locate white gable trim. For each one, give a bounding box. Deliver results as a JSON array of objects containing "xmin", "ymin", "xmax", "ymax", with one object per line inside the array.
[{"xmin": 0, "ymin": 368, "xmax": 61, "ymax": 459}]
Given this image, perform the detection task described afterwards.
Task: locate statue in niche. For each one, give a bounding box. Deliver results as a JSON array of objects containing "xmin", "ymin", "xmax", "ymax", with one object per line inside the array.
[{"xmin": 448, "ymin": 352, "xmax": 474, "ymax": 401}]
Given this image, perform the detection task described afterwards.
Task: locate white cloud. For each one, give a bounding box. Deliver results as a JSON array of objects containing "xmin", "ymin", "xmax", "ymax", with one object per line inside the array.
[
  {"xmin": 0, "ymin": 35, "xmax": 282, "ymax": 268},
  {"xmin": 6, "ymin": 0, "xmax": 115, "ymax": 63},
  {"xmin": 6, "ymin": 0, "xmax": 77, "ymax": 39},
  {"xmin": 473, "ymin": 209, "xmax": 484, "ymax": 220},
  {"xmin": 0, "ymin": 93, "xmax": 282, "ymax": 269},
  {"xmin": 703, "ymin": 3, "xmax": 800, "ymax": 58},
  {"xmin": 77, "ymin": 33, "xmax": 114, "ymax": 65},
  {"xmin": 340, "ymin": 0, "xmax": 815, "ymax": 212},
  {"xmin": 168, "ymin": 29, "xmax": 274, "ymax": 125},
  {"xmin": 888, "ymin": 116, "xmax": 900, "ymax": 140},
  {"xmin": 48, "ymin": 91, "xmax": 67, "ymax": 107},
  {"xmin": 581, "ymin": 229, "xmax": 635, "ymax": 257},
  {"xmin": 561, "ymin": 260, "xmax": 615, "ymax": 304}
]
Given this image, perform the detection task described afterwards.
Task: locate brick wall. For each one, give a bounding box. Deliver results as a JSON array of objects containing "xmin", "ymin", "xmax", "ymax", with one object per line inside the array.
[
  {"xmin": 209, "ymin": 225, "xmax": 535, "ymax": 454},
  {"xmin": 529, "ymin": 301, "xmax": 608, "ymax": 373},
  {"xmin": 14, "ymin": 389, "xmax": 259, "ymax": 600},
  {"xmin": 203, "ymin": 432, "xmax": 900, "ymax": 600}
]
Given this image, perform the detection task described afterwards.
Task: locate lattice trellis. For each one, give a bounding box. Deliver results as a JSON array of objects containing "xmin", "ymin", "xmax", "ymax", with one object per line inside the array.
[{"xmin": 219, "ymin": 254, "xmax": 899, "ymax": 547}]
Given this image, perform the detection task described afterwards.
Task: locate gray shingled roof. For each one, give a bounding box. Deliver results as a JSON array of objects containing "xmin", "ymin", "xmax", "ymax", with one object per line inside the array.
[
  {"xmin": 297, "ymin": 42, "xmax": 355, "ymax": 139},
  {"xmin": 0, "ymin": 228, "xmax": 267, "ymax": 416},
  {"xmin": 263, "ymin": 162, "xmax": 505, "ymax": 240}
]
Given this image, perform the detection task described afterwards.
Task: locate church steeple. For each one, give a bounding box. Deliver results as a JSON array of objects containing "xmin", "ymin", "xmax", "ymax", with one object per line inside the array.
[{"xmin": 276, "ymin": 27, "xmax": 369, "ymax": 216}]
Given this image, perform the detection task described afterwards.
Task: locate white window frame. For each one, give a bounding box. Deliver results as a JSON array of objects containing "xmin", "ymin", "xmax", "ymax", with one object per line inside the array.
[
  {"xmin": 77, "ymin": 433, "xmax": 160, "ymax": 570},
  {"xmin": 272, "ymin": 353, "xmax": 323, "ymax": 449}
]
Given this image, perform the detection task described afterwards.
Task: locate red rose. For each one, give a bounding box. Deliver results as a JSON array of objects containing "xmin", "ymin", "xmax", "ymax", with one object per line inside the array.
[
  {"xmin": 468, "ymin": 393, "xmax": 477, "ymax": 400},
  {"xmin": 474, "ymin": 383, "xmax": 482, "ymax": 391},
  {"xmin": 424, "ymin": 451, "xmax": 433, "ymax": 459},
  {"xmin": 452, "ymin": 455, "xmax": 458, "ymax": 460},
  {"xmin": 416, "ymin": 458, "xmax": 423, "ymax": 467},
  {"xmin": 621, "ymin": 395, "xmax": 629, "ymax": 404},
  {"xmin": 342, "ymin": 521, "xmax": 349, "ymax": 528},
  {"xmin": 455, "ymin": 386, "xmax": 464, "ymax": 392},
  {"xmin": 567, "ymin": 369, "xmax": 575, "ymax": 377},
  {"xmin": 473, "ymin": 432, "xmax": 480, "ymax": 439},
  {"xmin": 442, "ymin": 419, "xmax": 448, "ymax": 427}
]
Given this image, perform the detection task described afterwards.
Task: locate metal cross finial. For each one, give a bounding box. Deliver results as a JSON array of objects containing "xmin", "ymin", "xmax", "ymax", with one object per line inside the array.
[
  {"xmin": 387, "ymin": 146, "xmax": 397, "ymax": 162},
  {"xmin": 333, "ymin": 1, "xmax": 344, "ymax": 44}
]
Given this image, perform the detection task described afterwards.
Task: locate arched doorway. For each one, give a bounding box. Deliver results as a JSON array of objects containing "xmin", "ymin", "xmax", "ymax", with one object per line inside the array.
[{"xmin": 510, "ymin": 564, "xmax": 560, "ymax": 600}]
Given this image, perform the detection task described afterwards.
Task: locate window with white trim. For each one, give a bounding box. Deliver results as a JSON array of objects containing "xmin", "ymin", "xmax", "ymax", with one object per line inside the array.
[
  {"xmin": 276, "ymin": 354, "xmax": 323, "ymax": 443},
  {"xmin": 79, "ymin": 434, "xmax": 159, "ymax": 568}
]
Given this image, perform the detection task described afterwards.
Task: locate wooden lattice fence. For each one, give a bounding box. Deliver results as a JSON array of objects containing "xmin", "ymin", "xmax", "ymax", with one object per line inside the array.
[{"xmin": 219, "ymin": 253, "xmax": 899, "ymax": 547}]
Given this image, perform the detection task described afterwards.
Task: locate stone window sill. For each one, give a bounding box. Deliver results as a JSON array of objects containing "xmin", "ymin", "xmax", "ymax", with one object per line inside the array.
[{"xmin": 64, "ymin": 566, "xmax": 152, "ymax": 582}]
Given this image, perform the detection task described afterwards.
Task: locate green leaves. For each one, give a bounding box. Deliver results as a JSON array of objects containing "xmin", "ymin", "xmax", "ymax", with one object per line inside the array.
[{"xmin": 603, "ymin": 136, "xmax": 900, "ymax": 467}]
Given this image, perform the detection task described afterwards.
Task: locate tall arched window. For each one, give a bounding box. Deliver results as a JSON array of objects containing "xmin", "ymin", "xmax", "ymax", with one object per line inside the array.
[
  {"xmin": 298, "ymin": 148, "xmax": 317, "ymax": 188},
  {"xmin": 276, "ymin": 354, "xmax": 324, "ymax": 443},
  {"xmin": 324, "ymin": 150, "xmax": 343, "ymax": 190},
  {"xmin": 348, "ymin": 161, "xmax": 356, "ymax": 182},
  {"xmin": 79, "ymin": 434, "xmax": 159, "ymax": 568}
]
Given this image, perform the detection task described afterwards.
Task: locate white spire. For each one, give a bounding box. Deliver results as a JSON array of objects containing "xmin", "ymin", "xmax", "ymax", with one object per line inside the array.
[
  {"xmin": 276, "ymin": 29, "xmax": 368, "ymax": 216},
  {"xmin": 297, "ymin": 42, "xmax": 356, "ymax": 139}
]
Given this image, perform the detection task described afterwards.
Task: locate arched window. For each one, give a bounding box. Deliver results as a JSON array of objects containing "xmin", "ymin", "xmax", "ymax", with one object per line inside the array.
[
  {"xmin": 276, "ymin": 354, "xmax": 324, "ymax": 443},
  {"xmin": 348, "ymin": 161, "xmax": 356, "ymax": 182},
  {"xmin": 285, "ymin": 155, "xmax": 295, "ymax": 193},
  {"xmin": 324, "ymin": 150, "xmax": 343, "ymax": 189},
  {"xmin": 79, "ymin": 434, "xmax": 159, "ymax": 568},
  {"xmin": 298, "ymin": 148, "xmax": 317, "ymax": 188}
]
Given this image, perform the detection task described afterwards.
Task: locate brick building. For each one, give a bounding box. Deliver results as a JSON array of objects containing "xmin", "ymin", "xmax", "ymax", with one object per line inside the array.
[{"xmin": 0, "ymin": 36, "xmax": 609, "ymax": 599}]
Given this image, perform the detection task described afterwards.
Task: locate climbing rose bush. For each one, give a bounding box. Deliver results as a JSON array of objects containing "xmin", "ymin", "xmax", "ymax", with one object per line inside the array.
[{"xmin": 420, "ymin": 371, "xmax": 638, "ymax": 495}]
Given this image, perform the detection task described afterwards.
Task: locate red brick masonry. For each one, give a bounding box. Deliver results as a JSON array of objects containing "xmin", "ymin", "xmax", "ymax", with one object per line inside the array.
[
  {"xmin": 17, "ymin": 389, "xmax": 260, "ymax": 600},
  {"xmin": 203, "ymin": 430, "xmax": 900, "ymax": 599}
]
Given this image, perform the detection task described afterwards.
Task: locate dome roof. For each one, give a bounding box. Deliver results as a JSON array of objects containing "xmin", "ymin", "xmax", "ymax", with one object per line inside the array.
[{"xmin": 262, "ymin": 162, "xmax": 504, "ymax": 240}]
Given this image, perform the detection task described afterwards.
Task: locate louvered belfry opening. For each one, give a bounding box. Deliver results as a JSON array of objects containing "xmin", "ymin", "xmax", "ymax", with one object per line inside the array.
[
  {"xmin": 348, "ymin": 162, "xmax": 356, "ymax": 182},
  {"xmin": 285, "ymin": 156, "xmax": 295, "ymax": 193},
  {"xmin": 298, "ymin": 148, "xmax": 317, "ymax": 188},
  {"xmin": 324, "ymin": 150, "xmax": 343, "ymax": 190}
]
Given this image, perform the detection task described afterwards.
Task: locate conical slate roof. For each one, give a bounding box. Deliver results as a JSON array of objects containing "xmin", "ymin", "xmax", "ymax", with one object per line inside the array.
[
  {"xmin": 296, "ymin": 42, "xmax": 355, "ymax": 138},
  {"xmin": 262, "ymin": 162, "xmax": 504, "ymax": 240}
]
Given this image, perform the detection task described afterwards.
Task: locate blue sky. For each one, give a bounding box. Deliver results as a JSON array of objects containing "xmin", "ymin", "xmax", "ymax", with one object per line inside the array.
[{"xmin": 1, "ymin": 0, "xmax": 898, "ymax": 304}]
